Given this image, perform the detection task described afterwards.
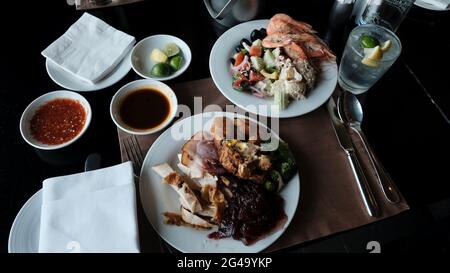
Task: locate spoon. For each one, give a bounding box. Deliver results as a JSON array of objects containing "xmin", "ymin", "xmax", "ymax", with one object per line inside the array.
[{"xmin": 338, "ymin": 92, "xmax": 401, "ymax": 204}]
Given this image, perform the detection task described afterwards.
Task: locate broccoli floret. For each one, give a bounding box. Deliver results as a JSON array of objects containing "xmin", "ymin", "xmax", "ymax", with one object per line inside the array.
[
  {"xmin": 271, "ymin": 141, "xmax": 297, "ymax": 182},
  {"xmin": 264, "ymin": 180, "xmax": 275, "ymax": 192},
  {"xmin": 269, "ymin": 170, "xmax": 280, "ymax": 183},
  {"xmin": 280, "ymin": 158, "xmax": 297, "ymax": 181},
  {"xmin": 277, "ymin": 141, "xmax": 293, "ymax": 161}
]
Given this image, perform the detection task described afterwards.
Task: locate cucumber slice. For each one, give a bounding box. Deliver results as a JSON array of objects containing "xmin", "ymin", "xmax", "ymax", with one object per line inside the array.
[
  {"xmin": 263, "ymin": 49, "xmax": 276, "ymax": 67},
  {"xmin": 250, "ymin": 56, "xmax": 265, "ymax": 71},
  {"xmin": 272, "ymin": 48, "xmax": 281, "ymax": 58},
  {"xmin": 274, "ymin": 88, "xmax": 289, "ymax": 110},
  {"xmin": 252, "ymin": 39, "xmax": 262, "ymax": 47}
]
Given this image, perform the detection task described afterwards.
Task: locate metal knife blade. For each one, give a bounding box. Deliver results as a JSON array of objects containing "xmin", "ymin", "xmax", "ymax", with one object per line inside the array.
[
  {"xmin": 327, "ymin": 98, "xmax": 380, "ymax": 217},
  {"xmin": 84, "ymin": 153, "xmax": 101, "ymax": 172},
  {"xmin": 327, "ymin": 98, "xmax": 354, "ymax": 151}
]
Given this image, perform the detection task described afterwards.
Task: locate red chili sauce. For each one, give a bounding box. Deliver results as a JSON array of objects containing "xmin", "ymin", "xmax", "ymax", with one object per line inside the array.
[{"xmin": 30, "ymin": 99, "xmax": 86, "ymax": 145}]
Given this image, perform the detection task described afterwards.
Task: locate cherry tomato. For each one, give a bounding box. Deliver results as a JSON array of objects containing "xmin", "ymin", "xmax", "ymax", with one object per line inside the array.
[
  {"xmin": 234, "ymin": 52, "xmax": 245, "ymax": 67},
  {"xmin": 249, "ymin": 70, "xmax": 265, "ymax": 83},
  {"xmin": 249, "ymin": 45, "xmax": 262, "ymax": 57}
]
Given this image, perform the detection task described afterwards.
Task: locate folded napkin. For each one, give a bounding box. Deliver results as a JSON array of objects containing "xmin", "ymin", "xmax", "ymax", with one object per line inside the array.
[
  {"xmin": 42, "ymin": 13, "xmax": 135, "ymax": 85},
  {"xmin": 421, "ymin": 0, "xmax": 450, "ymax": 8},
  {"xmin": 39, "ymin": 162, "xmax": 140, "ymax": 253}
]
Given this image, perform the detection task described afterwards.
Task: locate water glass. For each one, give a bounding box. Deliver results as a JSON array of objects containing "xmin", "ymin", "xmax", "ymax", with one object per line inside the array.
[
  {"xmin": 358, "ymin": 0, "xmax": 415, "ymax": 31},
  {"xmin": 338, "ymin": 24, "xmax": 402, "ymax": 94}
]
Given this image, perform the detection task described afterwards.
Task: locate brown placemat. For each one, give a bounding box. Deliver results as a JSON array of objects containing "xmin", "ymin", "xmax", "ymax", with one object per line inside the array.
[{"xmin": 117, "ymin": 78, "xmax": 409, "ymax": 252}]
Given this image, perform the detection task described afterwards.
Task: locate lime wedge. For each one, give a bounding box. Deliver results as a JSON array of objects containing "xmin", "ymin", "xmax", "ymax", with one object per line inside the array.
[
  {"xmin": 151, "ymin": 63, "xmax": 171, "ymax": 77},
  {"xmin": 163, "ymin": 43, "xmax": 180, "ymax": 57},
  {"xmin": 360, "ymin": 35, "xmax": 379, "ymax": 48},
  {"xmin": 362, "ymin": 45, "xmax": 383, "ymax": 67},
  {"xmin": 150, "ymin": 48, "xmax": 168, "ymax": 63},
  {"xmin": 169, "ymin": 55, "xmax": 183, "ymax": 71},
  {"xmin": 381, "ymin": 40, "xmax": 392, "ymax": 52}
]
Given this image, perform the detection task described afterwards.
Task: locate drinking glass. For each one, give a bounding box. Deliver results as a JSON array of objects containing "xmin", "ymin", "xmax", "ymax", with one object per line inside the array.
[
  {"xmin": 338, "ymin": 24, "xmax": 402, "ymax": 94},
  {"xmin": 358, "ymin": 0, "xmax": 415, "ymax": 31}
]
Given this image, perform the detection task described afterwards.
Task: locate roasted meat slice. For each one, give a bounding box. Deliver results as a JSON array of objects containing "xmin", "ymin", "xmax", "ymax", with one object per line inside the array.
[
  {"xmin": 181, "ymin": 131, "xmax": 225, "ymax": 178},
  {"xmin": 177, "ymin": 158, "xmax": 226, "ymax": 222},
  {"xmin": 163, "ymin": 210, "xmax": 214, "ymax": 229},
  {"xmin": 180, "ymin": 207, "xmax": 215, "ymax": 229},
  {"xmin": 210, "ymin": 117, "xmax": 264, "ymax": 144},
  {"xmin": 152, "ymin": 163, "xmax": 203, "ymax": 213}
]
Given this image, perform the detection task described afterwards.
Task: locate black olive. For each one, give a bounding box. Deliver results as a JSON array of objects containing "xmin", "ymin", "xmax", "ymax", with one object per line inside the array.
[
  {"xmin": 240, "ymin": 38, "xmax": 251, "ymax": 47},
  {"xmin": 229, "ymin": 58, "xmax": 235, "ymax": 65},
  {"xmin": 250, "ymin": 29, "xmax": 262, "ymax": 42},
  {"xmin": 259, "ymin": 28, "xmax": 267, "ymax": 38},
  {"xmin": 235, "ymin": 44, "xmax": 244, "ymax": 53}
]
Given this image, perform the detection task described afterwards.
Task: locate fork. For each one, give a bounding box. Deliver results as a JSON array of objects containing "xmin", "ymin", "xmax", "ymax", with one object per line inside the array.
[
  {"xmin": 121, "ymin": 134, "xmax": 176, "ymax": 253},
  {"xmin": 121, "ymin": 135, "xmax": 144, "ymax": 178}
]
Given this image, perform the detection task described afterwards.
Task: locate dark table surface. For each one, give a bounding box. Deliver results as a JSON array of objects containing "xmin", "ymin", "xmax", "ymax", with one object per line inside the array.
[{"xmin": 1, "ymin": 0, "xmax": 449, "ymax": 253}]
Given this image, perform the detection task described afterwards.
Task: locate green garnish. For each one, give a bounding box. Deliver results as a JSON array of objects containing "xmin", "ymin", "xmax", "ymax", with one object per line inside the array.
[
  {"xmin": 151, "ymin": 62, "xmax": 171, "ymax": 77},
  {"xmin": 360, "ymin": 35, "xmax": 380, "ymax": 48},
  {"xmin": 169, "ymin": 55, "xmax": 183, "ymax": 71},
  {"xmin": 264, "ymin": 181, "xmax": 275, "ymax": 192}
]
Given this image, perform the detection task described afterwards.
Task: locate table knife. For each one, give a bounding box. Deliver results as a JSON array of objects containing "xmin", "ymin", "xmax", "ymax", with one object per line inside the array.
[
  {"xmin": 84, "ymin": 153, "xmax": 101, "ymax": 172},
  {"xmin": 327, "ymin": 98, "xmax": 380, "ymax": 217}
]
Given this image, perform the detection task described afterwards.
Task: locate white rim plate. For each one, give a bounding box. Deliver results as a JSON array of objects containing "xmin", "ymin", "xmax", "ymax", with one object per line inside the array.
[
  {"xmin": 139, "ymin": 112, "xmax": 300, "ymax": 253},
  {"xmin": 19, "ymin": 90, "xmax": 92, "ymax": 150},
  {"xmin": 45, "ymin": 50, "xmax": 132, "ymax": 92},
  {"xmin": 131, "ymin": 34, "xmax": 192, "ymax": 81},
  {"xmin": 414, "ymin": 0, "xmax": 450, "ymax": 11},
  {"xmin": 209, "ymin": 20, "xmax": 337, "ymax": 118},
  {"xmin": 8, "ymin": 190, "xmax": 41, "ymax": 253}
]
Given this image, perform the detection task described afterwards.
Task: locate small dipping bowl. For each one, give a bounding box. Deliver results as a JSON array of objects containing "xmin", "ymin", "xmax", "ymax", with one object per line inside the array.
[
  {"xmin": 131, "ymin": 34, "xmax": 192, "ymax": 81},
  {"xmin": 110, "ymin": 79, "xmax": 178, "ymax": 135},
  {"xmin": 19, "ymin": 91, "xmax": 92, "ymax": 150}
]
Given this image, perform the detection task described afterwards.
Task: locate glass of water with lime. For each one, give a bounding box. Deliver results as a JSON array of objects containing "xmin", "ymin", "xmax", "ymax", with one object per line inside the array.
[{"xmin": 338, "ymin": 24, "xmax": 402, "ymax": 94}]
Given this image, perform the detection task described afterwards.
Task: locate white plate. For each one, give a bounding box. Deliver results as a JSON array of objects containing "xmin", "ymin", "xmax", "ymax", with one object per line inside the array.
[
  {"xmin": 131, "ymin": 35, "xmax": 192, "ymax": 81},
  {"xmin": 46, "ymin": 50, "xmax": 132, "ymax": 92},
  {"xmin": 209, "ymin": 20, "xmax": 337, "ymax": 118},
  {"xmin": 8, "ymin": 190, "xmax": 41, "ymax": 253},
  {"xmin": 414, "ymin": 0, "xmax": 450, "ymax": 11},
  {"xmin": 139, "ymin": 112, "xmax": 300, "ymax": 253}
]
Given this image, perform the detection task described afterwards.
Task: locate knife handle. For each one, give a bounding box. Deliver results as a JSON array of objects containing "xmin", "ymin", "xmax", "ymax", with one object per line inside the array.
[
  {"xmin": 352, "ymin": 128, "xmax": 401, "ymax": 204},
  {"xmin": 345, "ymin": 150, "xmax": 380, "ymax": 217}
]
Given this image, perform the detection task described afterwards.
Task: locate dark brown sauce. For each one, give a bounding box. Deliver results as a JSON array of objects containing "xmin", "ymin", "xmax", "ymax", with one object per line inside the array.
[
  {"xmin": 119, "ymin": 88, "xmax": 171, "ymax": 130},
  {"xmin": 209, "ymin": 176, "xmax": 287, "ymax": 245}
]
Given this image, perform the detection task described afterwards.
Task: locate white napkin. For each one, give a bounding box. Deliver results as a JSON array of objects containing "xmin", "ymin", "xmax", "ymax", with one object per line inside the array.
[
  {"xmin": 421, "ymin": 0, "xmax": 450, "ymax": 9},
  {"xmin": 38, "ymin": 162, "xmax": 140, "ymax": 253},
  {"xmin": 41, "ymin": 13, "xmax": 135, "ymax": 85}
]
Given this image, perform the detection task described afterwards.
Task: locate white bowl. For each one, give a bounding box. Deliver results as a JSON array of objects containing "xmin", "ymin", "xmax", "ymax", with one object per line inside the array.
[
  {"xmin": 19, "ymin": 91, "xmax": 92, "ymax": 150},
  {"xmin": 131, "ymin": 35, "xmax": 192, "ymax": 81},
  {"xmin": 110, "ymin": 79, "xmax": 178, "ymax": 135}
]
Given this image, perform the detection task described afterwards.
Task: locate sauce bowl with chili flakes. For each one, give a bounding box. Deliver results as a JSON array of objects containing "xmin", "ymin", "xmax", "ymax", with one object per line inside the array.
[{"xmin": 20, "ymin": 91, "xmax": 92, "ymax": 150}]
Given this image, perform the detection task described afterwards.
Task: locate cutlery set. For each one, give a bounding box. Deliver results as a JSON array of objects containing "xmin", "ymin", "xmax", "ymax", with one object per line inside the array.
[{"xmin": 327, "ymin": 92, "xmax": 401, "ymax": 218}]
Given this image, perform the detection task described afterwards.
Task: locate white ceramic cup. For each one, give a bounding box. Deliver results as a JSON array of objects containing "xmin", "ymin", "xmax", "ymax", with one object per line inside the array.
[{"xmin": 110, "ymin": 79, "xmax": 178, "ymax": 135}]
